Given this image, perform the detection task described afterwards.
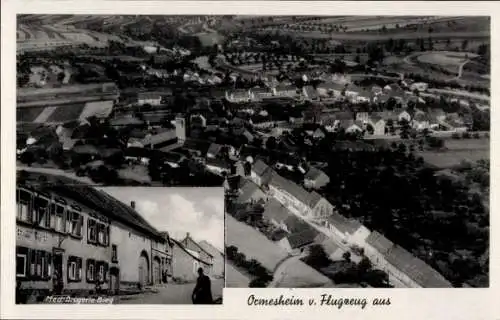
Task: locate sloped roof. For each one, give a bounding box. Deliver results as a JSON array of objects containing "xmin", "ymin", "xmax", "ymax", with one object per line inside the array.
[
  {"xmin": 17, "ymin": 171, "xmax": 164, "ymax": 240},
  {"xmin": 252, "ymin": 159, "xmax": 271, "ymax": 176},
  {"xmin": 287, "ymin": 228, "xmax": 319, "ymax": 249},
  {"xmin": 366, "ymin": 231, "xmax": 452, "ymax": 287},
  {"xmin": 207, "ymin": 143, "xmax": 223, "ymax": 156},
  {"xmin": 327, "ymin": 212, "xmax": 362, "ymax": 235},
  {"xmin": 268, "ymin": 172, "xmax": 315, "ymax": 207},
  {"xmin": 305, "ymin": 167, "xmax": 328, "ymax": 181},
  {"xmin": 262, "ymin": 198, "xmax": 292, "ymax": 224},
  {"xmin": 181, "ymin": 234, "xmax": 214, "ymax": 258},
  {"xmin": 237, "ymin": 179, "xmax": 264, "ymax": 203},
  {"xmin": 198, "ymin": 240, "xmax": 224, "ymax": 258}
]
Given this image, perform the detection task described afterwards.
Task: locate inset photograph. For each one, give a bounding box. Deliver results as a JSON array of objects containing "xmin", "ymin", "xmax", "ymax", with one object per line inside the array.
[{"xmin": 16, "ymin": 170, "xmax": 224, "ymax": 304}]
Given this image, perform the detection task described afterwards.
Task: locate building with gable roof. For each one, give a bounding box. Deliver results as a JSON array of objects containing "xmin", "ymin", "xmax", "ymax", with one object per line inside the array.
[
  {"xmin": 15, "ymin": 171, "xmax": 171, "ymax": 297},
  {"xmin": 364, "ymin": 231, "xmax": 452, "ymax": 288}
]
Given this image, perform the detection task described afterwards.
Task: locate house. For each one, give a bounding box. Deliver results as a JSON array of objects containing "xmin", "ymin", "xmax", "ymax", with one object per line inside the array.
[
  {"xmin": 273, "ymin": 85, "xmax": 298, "ymax": 98},
  {"xmin": 198, "ymin": 241, "xmax": 224, "ymax": 279},
  {"xmin": 371, "ymin": 85, "xmax": 383, "ymax": 96},
  {"xmin": 304, "ymin": 167, "xmax": 330, "ymax": 190},
  {"xmin": 171, "ymin": 239, "xmax": 212, "ymax": 283},
  {"xmin": 141, "ymin": 128, "xmax": 178, "ymax": 151},
  {"xmin": 277, "ymin": 229, "xmax": 319, "ymax": 255},
  {"xmin": 207, "ymin": 143, "xmax": 223, "ymax": 159},
  {"xmin": 338, "ymin": 120, "xmax": 364, "ymax": 134},
  {"xmin": 267, "ymin": 172, "xmax": 330, "ymax": 218},
  {"xmin": 236, "ymin": 179, "xmax": 267, "ymax": 204},
  {"xmin": 314, "ymin": 233, "xmax": 344, "ymax": 261},
  {"xmin": 302, "ymin": 85, "xmax": 319, "ymax": 101},
  {"xmin": 364, "ymin": 231, "xmax": 452, "ymax": 288},
  {"xmin": 110, "ymin": 115, "xmax": 145, "ymax": 128},
  {"xmin": 428, "ymin": 108, "xmax": 446, "ymax": 122},
  {"xmin": 138, "ymin": 92, "xmax": 162, "ymax": 106},
  {"xmin": 250, "ymin": 159, "xmax": 274, "ymax": 187},
  {"xmin": 383, "ymin": 83, "xmax": 404, "ymax": 95},
  {"xmin": 316, "ymin": 82, "xmax": 346, "ymax": 98},
  {"xmin": 411, "ymin": 112, "xmax": 432, "ymax": 131},
  {"xmin": 312, "ymin": 127, "xmax": 326, "ymax": 140},
  {"xmin": 321, "ymin": 212, "xmax": 370, "ymax": 245},
  {"xmin": 410, "ymin": 82, "xmax": 429, "ymax": 92},
  {"xmin": 225, "ymin": 89, "xmax": 253, "ymax": 103},
  {"xmin": 190, "ymin": 114, "xmax": 207, "ymax": 128},
  {"xmin": 367, "ymin": 115, "xmax": 386, "ymax": 135},
  {"xmin": 124, "ymin": 147, "xmax": 160, "ymax": 166},
  {"xmin": 354, "ymin": 90, "xmax": 373, "ymax": 104},
  {"xmin": 16, "ymin": 172, "xmax": 170, "ymax": 296},
  {"xmin": 250, "ymin": 87, "xmax": 274, "ymax": 101},
  {"xmin": 179, "ymin": 233, "xmax": 214, "ymax": 275},
  {"xmin": 205, "ymin": 158, "xmax": 233, "ymax": 176}
]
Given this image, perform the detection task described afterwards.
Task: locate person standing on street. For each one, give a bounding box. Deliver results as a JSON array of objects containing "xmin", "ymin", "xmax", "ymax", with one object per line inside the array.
[{"xmin": 192, "ymin": 267, "xmax": 213, "ymax": 304}]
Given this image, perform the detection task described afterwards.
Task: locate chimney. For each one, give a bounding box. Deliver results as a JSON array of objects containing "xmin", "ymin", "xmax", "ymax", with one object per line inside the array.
[
  {"xmin": 186, "ymin": 232, "xmax": 190, "ymax": 239},
  {"xmin": 131, "ymin": 201, "xmax": 136, "ymax": 209}
]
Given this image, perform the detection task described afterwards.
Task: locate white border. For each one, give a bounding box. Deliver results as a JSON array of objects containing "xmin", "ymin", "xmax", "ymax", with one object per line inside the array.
[{"xmin": 2, "ymin": 2, "xmax": 498, "ymax": 319}]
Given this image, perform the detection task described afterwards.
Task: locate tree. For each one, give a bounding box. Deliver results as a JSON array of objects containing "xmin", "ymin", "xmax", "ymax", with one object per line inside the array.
[
  {"xmin": 342, "ymin": 251, "xmax": 351, "ymax": 262},
  {"xmin": 265, "ymin": 136, "xmax": 277, "ymax": 150},
  {"xmin": 303, "ymin": 244, "xmax": 331, "ymax": 269},
  {"xmin": 461, "ymin": 40, "xmax": 469, "ymax": 51}
]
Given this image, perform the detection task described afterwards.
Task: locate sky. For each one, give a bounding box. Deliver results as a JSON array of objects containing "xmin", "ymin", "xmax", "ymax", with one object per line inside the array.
[{"xmin": 98, "ymin": 187, "xmax": 225, "ymax": 252}]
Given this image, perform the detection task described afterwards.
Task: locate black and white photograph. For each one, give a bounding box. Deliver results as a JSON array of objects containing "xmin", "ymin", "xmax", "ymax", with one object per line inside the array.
[
  {"xmin": 15, "ymin": 169, "xmax": 224, "ymax": 304},
  {"xmin": 15, "ymin": 12, "xmax": 489, "ymax": 298}
]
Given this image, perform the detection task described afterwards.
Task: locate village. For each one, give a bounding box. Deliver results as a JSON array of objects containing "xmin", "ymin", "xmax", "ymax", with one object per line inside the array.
[{"xmin": 15, "ymin": 15, "xmax": 490, "ymax": 294}]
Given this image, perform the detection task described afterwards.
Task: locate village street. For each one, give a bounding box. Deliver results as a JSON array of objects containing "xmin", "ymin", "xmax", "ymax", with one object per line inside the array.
[{"xmin": 114, "ymin": 278, "xmax": 224, "ymax": 304}]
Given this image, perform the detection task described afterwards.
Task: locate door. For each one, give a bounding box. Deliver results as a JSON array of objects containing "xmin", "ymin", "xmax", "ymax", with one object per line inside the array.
[
  {"xmin": 109, "ymin": 268, "xmax": 119, "ymax": 295},
  {"xmin": 153, "ymin": 257, "xmax": 161, "ymax": 284},
  {"xmin": 52, "ymin": 253, "xmax": 63, "ymax": 294},
  {"xmin": 138, "ymin": 252, "xmax": 149, "ymax": 287}
]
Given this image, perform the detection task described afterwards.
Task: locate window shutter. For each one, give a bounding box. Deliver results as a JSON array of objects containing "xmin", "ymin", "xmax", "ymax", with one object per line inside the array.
[
  {"xmin": 76, "ymin": 257, "xmax": 82, "ymax": 281},
  {"xmin": 67, "ymin": 257, "xmax": 71, "ymax": 281},
  {"xmin": 104, "ymin": 263, "xmax": 109, "ymax": 283},
  {"xmin": 78, "ymin": 215, "xmax": 83, "ymax": 237},
  {"xmin": 46, "ymin": 253, "xmax": 52, "ymax": 280}
]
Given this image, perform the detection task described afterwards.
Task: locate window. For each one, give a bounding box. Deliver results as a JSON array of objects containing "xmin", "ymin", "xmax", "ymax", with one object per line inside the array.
[
  {"xmin": 16, "ymin": 247, "xmax": 29, "ymax": 278},
  {"xmin": 67, "ymin": 256, "xmax": 82, "ymax": 282},
  {"xmin": 17, "ymin": 189, "xmax": 32, "ymax": 222},
  {"xmin": 27, "ymin": 250, "xmax": 51, "ymax": 280},
  {"xmin": 88, "ymin": 219, "xmax": 97, "ymax": 243},
  {"xmin": 51, "ymin": 202, "xmax": 66, "ymax": 232},
  {"xmin": 86, "ymin": 259, "xmax": 95, "ymax": 282},
  {"xmin": 97, "ymin": 223, "xmax": 109, "ymax": 246},
  {"xmin": 33, "ymin": 196, "xmax": 51, "ymax": 228},
  {"xmin": 96, "ymin": 261, "xmax": 108, "ymax": 283},
  {"xmin": 67, "ymin": 209, "xmax": 83, "ymax": 237},
  {"xmin": 112, "ymin": 245, "xmax": 118, "ymax": 262}
]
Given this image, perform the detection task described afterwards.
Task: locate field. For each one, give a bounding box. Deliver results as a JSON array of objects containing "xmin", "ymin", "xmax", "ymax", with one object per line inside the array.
[
  {"xmin": 46, "ymin": 103, "xmax": 87, "ymax": 122},
  {"xmin": 16, "ymin": 107, "xmax": 45, "ymax": 123},
  {"xmin": 226, "ymin": 214, "xmax": 288, "ymax": 271},
  {"xmin": 226, "ymin": 214, "xmax": 333, "ymax": 288},
  {"xmin": 416, "ymin": 51, "xmax": 476, "ymax": 67},
  {"xmin": 419, "ymin": 138, "xmax": 490, "ymax": 168},
  {"xmin": 225, "ymin": 262, "xmax": 251, "ymax": 288}
]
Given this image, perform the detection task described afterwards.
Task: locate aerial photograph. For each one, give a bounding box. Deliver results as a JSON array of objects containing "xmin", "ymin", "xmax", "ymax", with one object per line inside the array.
[{"xmin": 16, "ymin": 15, "xmax": 489, "ymax": 292}]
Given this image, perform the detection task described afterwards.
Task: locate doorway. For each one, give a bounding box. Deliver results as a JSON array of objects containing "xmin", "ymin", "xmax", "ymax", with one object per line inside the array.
[
  {"xmin": 109, "ymin": 267, "xmax": 120, "ymax": 295},
  {"xmin": 52, "ymin": 253, "xmax": 63, "ymax": 294}
]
